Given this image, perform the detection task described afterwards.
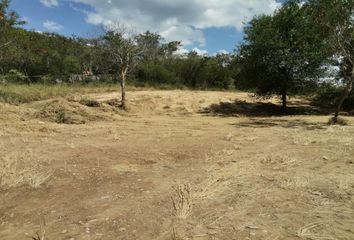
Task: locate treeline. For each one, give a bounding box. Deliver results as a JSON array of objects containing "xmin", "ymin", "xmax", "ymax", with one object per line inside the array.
[
  {"xmin": 0, "ymin": 0, "xmax": 353, "ymax": 116},
  {"xmin": 0, "ymin": 1, "xmax": 233, "ymax": 89},
  {"xmin": 0, "ymin": 28, "xmax": 233, "ymax": 89}
]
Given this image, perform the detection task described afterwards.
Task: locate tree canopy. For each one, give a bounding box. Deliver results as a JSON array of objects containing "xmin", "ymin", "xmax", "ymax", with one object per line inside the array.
[{"xmin": 236, "ymin": 0, "xmax": 328, "ymax": 110}]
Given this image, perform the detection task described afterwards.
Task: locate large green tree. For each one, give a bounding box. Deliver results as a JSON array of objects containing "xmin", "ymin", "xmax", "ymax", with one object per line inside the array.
[{"xmin": 236, "ymin": 0, "xmax": 327, "ymax": 111}]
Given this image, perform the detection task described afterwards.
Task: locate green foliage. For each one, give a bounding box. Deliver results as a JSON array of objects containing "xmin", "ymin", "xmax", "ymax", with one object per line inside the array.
[
  {"xmin": 0, "ymin": 0, "xmax": 25, "ymax": 28},
  {"xmin": 306, "ymin": 0, "xmax": 353, "ymax": 64},
  {"xmin": 306, "ymin": 0, "xmax": 354, "ymax": 117},
  {"xmin": 236, "ymin": 0, "xmax": 328, "ymax": 109},
  {"xmin": 5, "ymin": 69, "xmax": 28, "ymax": 83},
  {"xmin": 135, "ymin": 63, "xmax": 178, "ymax": 85}
]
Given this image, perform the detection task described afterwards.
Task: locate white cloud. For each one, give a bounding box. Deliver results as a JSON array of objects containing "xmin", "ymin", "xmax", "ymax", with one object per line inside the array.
[
  {"xmin": 43, "ymin": 21, "xmax": 64, "ymax": 31},
  {"xmin": 160, "ymin": 25, "xmax": 205, "ymax": 47},
  {"xmin": 69, "ymin": 0, "xmax": 280, "ymax": 46},
  {"xmin": 173, "ymin": 47, "xmax": 208, "ymax": 57},
  {"xmin": 216, "ymin": 49, "xmax": 229, "ymax": 55},
  {"xmin": 40, "ymin": 0, "xmax": 59, "ymax": 7},
  {"xmin": 191, "ymin": 48, "xmax": 208, "ymax": 56},
  {"xmin": 174, "ymin": 47, "xmax": 189, "ymax": 56}
]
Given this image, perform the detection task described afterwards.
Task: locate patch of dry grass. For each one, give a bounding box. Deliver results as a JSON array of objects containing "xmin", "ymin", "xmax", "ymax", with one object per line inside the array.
[
  {"xmin": 0, "ymin": 83, "xmax": 117, "ymax": 104},
  {"xmin": 297, "ymin": 222, "xmax": 336, "ymax": 240},
  {"xmin": 261, "ymin": 154, "xmax": 297, "ymax": 170},
  {"xmin": 0, "ymin": 149, "xmax": 53, "ymax": 189},
  {"xmin": 31, "ymin": 218, "xmax": 47, "ymax": 240},
  {"xmin": 171, "ymin": 183, "xmax": 192, "ymax": 219},
  {"xmin": 328, "ymin": 116, "xmax": 348, "ymax": 126},
  {"xmin": 34, "ymin": 99, "xmax": 106, "ymax": 124}
]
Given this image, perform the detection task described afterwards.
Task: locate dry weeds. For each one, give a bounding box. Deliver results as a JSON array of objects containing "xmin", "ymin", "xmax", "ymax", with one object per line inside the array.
[
  {"xmin": 171, "ymin": 183, "xmax": 193, "ymax": 219},
  {"xmin": 0, "ymin": 149, "xmax": 53, "ymax": 189},
  {"xmin": 297, "ymin": 222, "xmax": 336, "ymax": 240},
  {"xmin": 31, "ymin": 218, "xmax": 46, "ymax": 240}
]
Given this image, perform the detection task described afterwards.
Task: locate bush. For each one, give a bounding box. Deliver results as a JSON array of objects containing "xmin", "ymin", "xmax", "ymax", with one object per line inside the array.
[
  {"xmin": 5, "ymin": 69, "xmax": 29, "ymax": 84},
  {"xmin": 135, "ymin": 63, "xmax": 179, "ymax": 86}
]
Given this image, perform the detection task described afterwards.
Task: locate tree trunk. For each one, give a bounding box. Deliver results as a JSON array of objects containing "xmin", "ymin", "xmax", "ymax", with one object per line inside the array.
[
  {"xmin": 120, "ymin": 67, "xmax": 127, "ymax": 110},
  {"xmin": 334, "ymin": 67, "xmax": 354, "ymax": 120},
  {"xmin": 281, "ymin": 90, "xmax": 287, "ymax": 112}
]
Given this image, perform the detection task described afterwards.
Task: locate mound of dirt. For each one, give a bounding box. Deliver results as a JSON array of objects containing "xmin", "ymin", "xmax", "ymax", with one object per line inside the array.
[{"xmin": 33, "ymin": 99, "xmax": 106, "ymax": 124}]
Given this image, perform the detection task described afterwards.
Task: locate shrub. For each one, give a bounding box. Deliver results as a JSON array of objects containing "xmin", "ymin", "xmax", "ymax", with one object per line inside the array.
[
  {"xmin": 135, "ymin": 63, "xmax": 179, "ymax": 86},
  {"xmin": 6, "ymin": 69, "xmax": 29, "ymax": 83}
]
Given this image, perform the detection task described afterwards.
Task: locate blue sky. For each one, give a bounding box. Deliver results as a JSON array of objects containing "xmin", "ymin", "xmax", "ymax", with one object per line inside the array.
[{"xmin": 11, "ymin": 0, "xmax": 281, "ymax": 55}]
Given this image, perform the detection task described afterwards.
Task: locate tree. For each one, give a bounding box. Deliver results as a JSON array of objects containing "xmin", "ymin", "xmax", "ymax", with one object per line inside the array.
[
  {"xmin": 161, "ymin": 41, "xmax": 181, "ymax": 59},
  {"xmin": 104, "ymin": 24, "xmax": 141, "ymax": 109},
  {"xmin": 236, "ymin": 0, "xmax": 327, "ymax": 111},
  {"xmin": 0, "ymin": 0, "xmax": 25, "ymax": 49},
  {"xmin": 0, "ymin": 0, "xmax": 25, "ymax": 75},
  {"xmin": 135, "ymin": 31, "xmax": 162, "ymax": 62},
  {"xmin": 306, "ymin": 0, "xmax": 354, "ymax": 121}
]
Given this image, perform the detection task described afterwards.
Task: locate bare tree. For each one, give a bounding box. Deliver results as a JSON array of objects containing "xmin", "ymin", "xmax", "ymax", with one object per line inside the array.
[{"xmin": 104, "ymin": 23, "xmax": 141, "ymax": 109}]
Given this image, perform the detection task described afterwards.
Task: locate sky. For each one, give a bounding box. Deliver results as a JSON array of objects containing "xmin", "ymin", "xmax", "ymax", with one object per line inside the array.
[{"xmin": 10, "ymin": 0, "xmax": 282, "ymax": 55}]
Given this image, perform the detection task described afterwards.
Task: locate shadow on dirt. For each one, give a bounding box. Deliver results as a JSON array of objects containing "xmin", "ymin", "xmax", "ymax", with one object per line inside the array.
[
  {"xmin": 232, "ymin": 118, "xmax": 328, "ymax": 130},
  {"xmin": 200, "ymin": 100, "xmax": 333, "ymax": 117}
]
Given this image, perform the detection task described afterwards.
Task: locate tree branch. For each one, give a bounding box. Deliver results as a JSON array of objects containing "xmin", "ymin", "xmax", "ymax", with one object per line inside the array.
[{"xmin": 0, "ymin": 40, "xmax": 13, "ymax": 49}]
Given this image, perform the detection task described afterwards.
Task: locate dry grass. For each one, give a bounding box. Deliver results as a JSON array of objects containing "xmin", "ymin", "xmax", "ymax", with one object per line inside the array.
[
  {"xmin": 34, "ymin": 99, "xmax": 107, "ymax": 124},
  {"xmin": 31, "ymin": 218, "xmax": 46, "ymax": 240},
  {"xmin": 297, "ymin": 222, "xmax": 336, "ymax": 240},
  {"xmin": 260, "ymin": 154, "xmax": 297, "ymax": 170},
  {"xmin": 171, "ymin": 183, "xmax": 193, "ymax": 219},
  {"xmin": 0, "ymin": 83, "xmax": 117, "ymax": 104},
  {"xmin": 328, "ymin": 116, "xmax": 348, "ymax": 126},
  {"xmin": 1, "ymin": 90, "xmax": 354, "ymax": 239},
  {"xmin": 0, "ymin": 149, "xmax": 53, "ymax": 189}
]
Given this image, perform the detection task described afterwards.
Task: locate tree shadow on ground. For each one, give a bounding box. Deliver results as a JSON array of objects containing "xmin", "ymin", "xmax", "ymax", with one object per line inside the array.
[
  {"xmin": 200, "ymin": 100, "xmax": 333, "ymax": 117},
  {"xmin": 232, "ymin": 118, "xmax": 328, "ymax": 130}
]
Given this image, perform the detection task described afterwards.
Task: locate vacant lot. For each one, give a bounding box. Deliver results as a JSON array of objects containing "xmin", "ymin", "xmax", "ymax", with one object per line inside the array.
[{"xmin": 0, "ymin": 90, "xmax": 353, "ymax": 240}]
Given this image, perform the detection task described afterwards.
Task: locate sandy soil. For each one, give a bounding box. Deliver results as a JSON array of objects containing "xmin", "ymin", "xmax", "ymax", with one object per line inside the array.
[{"xmin": 0, "ymin": 90, "xmax": 353, "ymax": 240}]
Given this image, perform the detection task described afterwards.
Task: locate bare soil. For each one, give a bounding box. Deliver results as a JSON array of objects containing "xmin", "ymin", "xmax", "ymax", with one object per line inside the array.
[{"xmin": 0, "ymin": 90, "xmax": 353, "ymax": 240}]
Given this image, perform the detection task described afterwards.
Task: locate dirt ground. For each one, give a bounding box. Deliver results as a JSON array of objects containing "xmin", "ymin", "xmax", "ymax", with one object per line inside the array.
[{"xmin": 0, "ymin": 90, "xmax": 354, "ymax": 240}]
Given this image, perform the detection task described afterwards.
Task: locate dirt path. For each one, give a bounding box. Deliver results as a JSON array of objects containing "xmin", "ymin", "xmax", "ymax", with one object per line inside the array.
[{"xmin": 0, "ymin": 90, "xmax": 354, "ymax": 240}]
